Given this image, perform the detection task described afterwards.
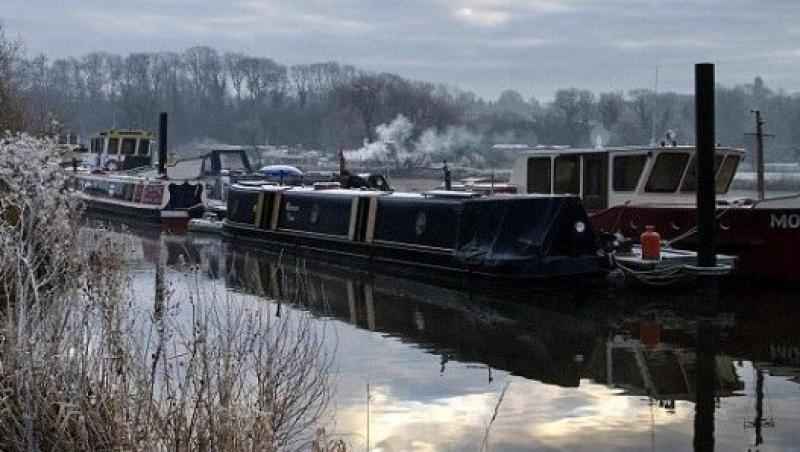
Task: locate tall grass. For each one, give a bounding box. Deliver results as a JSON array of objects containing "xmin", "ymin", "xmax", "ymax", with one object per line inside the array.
[{"xmin": 0, "ymin": 134, "xmax": 342, "ymax": 451}]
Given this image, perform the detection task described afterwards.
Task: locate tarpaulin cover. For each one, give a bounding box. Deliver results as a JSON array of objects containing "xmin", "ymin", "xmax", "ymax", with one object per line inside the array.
[{"xmin": 454, "ymin": 196, "xmax": 596, "ymax": 274}]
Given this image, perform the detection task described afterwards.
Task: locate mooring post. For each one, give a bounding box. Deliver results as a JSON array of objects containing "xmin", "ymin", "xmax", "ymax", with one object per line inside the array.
[
  {"xmin": 695, "ymin": 63, "xmax": 716, "ymax": 269},
  {"xmin": 158, "ymin": 112, "xmax": 168, "ymax": 177},
  {"xmin": 693, "ymin": 63, "xmax": 719, "ymax": 452}
]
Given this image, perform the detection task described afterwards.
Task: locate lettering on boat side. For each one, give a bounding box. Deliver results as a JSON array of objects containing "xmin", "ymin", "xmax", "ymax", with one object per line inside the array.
[{"xmin": 770, "ymin": 213, "xmax": 800, "ymax": 229}]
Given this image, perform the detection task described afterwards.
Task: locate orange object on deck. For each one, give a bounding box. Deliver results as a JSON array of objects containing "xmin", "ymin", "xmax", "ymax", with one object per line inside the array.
[{"xmin": 641, "ymin": 225, "xmax": 661, "ymax": 260}]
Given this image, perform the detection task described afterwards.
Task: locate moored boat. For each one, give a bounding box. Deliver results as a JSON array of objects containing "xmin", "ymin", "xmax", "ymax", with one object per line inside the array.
[
  {"xmin": 223, "ymin": 185, "xmax": 602, "ymax": 285},
  {"xmin": 74, "ymin": 172, "xmax": 204, "ymax": 232},
  {"xmin": 509, "ymin": 142, "xmax": 799, "ymax": 280}
]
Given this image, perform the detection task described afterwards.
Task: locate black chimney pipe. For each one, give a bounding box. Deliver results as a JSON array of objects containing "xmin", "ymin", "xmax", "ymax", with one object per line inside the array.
[
  {"xmin": 695, "ymin": 64, "xmax": 716, "ymax": 268},
  {"xmin": 158, "ymin": 112, "xmax": 168, "ymax": 177}
]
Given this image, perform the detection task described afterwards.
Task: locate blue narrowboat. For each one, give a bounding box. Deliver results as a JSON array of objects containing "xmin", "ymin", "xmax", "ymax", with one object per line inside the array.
[{"xmin": 223, "ymin": 185, "xmax": 602, "ymax": 285}]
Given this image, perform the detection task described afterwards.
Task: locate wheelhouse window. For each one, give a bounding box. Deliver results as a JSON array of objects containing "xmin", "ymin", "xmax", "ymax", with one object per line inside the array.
[
  {"xmin": 645, "ymin": 152, "xmax": 690, "ymax": 193},
  {"xmin": 220, "ymin": 152, "xmax": 247, "ymax": 172},
  {"xmin": 716, "ymin": 154, "xmax": 740, "ymax": 194},
  {"xmin": 121, "ymin": 138, "xmax": 136, "ymax": 155},
  {"xmin": 612, "ymin": 154, "xmax": 647, "ymax": 191},
  {"xmin": 91, "ymin": 138, "xmax": 103, "ymax": 154},
  {"xmin": 554, "ymin": 155, "xmax": 580, "ymax": 194},
  {"xmin": 526, "ymin": 157, "xmax": 551, "ymax": 194},
  {"xmin": 582, "ymin": 155, "xmax": 609, "ymax": 210},
  {"xmin": 138, "ymin": 139, "xmax": 150, "ymax": 156},
  {"xmin": 681, "ymin": 153, "xmax": 731, "ymax": 192},
  {"xmin": 107, "ymin": 138, "xmax": 120, "ymax": 155}
]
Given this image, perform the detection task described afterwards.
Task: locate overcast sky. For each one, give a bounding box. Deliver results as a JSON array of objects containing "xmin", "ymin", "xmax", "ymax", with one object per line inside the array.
[{"xmin": 4, "ymin": 0, "xmax": 799, "ymax": 100}]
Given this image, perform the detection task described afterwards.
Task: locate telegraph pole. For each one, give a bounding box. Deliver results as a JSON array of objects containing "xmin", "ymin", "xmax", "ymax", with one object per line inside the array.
[{"xmin": 745, "ymin": 111, "xmax": 773, "ymax": 201}]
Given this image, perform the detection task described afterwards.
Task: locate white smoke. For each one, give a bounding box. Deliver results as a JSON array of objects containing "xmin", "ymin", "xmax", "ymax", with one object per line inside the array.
[
  {"xmin": 344, "ymin": 114, "xmax": 484, "ymax": 168},
  {"xmin": 344, "ymin": 115, "xmax": 413, "ymax": 163}
]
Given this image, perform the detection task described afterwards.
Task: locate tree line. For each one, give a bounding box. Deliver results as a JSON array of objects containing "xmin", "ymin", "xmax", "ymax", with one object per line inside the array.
[{"xmin": 2, "ymin": 23, "xmax": 799, "ymax": 164}]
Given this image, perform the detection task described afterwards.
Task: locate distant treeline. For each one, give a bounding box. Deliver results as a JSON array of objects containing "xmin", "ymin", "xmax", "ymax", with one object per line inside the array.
[{"xmin": 2, "ymin": 28, "xmax": 799, "ymax": 163}]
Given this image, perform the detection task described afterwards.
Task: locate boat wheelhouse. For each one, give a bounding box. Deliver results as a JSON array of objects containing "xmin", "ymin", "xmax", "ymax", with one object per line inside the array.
[
  {"xmin": 223, "ymin": 185, "xmax": 602, "ymax": 285},
  {"xmin": 509, "ymin": 144, "xmax": 744, "ymax": 210},
  {"xmin": 89, "ymin": 129, "xmax": 154, "ymax": 171}
]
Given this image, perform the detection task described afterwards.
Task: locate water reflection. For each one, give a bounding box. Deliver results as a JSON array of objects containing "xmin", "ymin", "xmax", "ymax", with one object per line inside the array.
[{"xmin": 115, "ymin": 228, "xmax": 799, "ymax": 451}]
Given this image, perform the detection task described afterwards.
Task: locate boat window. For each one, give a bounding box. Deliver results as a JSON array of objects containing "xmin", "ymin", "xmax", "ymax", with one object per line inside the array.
[
  {"xmin": 612, "ymin": 155, "xmax": 647, "ymax": 192},
  {"xmin": 716, "ymin": 154, "xmax": 740, "ymax": 194},
  {"xmin": 582, "ymin": 155, "xmax": 608, "ymax": 210},
  {"xmin": 107, "ymin": 138, "xmax": 120, "ymax": 155},
  {"xmin": 138, "ymin": 139, "xmax": 150, "ymax": 156},
  {"xmin": 69, "ymin": 135, "xmax": 78, "ymax": 145},
  {"xmin": 680, "ymin": 153, "xmax": 727, "ymax": 192},
  {"xmin": 121, "ymin": 138, "xmax": 136, "ymax": 155},
  {"xmin": 680, "ymin": 156, "xmax": 696, "ymax": 192},
  {"xmin": 554, "ymin": 155, "xmax": 580, "ymax": 194},
  {"xmin": 645, "ymin": 152, "xmax": 690, "ymax": 193},
  {"xmin": 57, "ymin": 135, "xmax": 68, "ymax": 145},
  {"xmin": 220, "ymin": 152, "xmax": 247, "ymax": 172},
  {"xmin": 91, "ymin": 138, "xmax": 102, "ymax": 154},
  {"xmin": 526, "ymin": 157, "xmax": 551, "ymax": 194}
]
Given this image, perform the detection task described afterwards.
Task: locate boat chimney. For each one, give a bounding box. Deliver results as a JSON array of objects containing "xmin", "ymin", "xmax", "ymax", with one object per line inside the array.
[
  {"xmin": 695, "ymin": 63, "xmax": 716, "ymax": 269},
  {"xmin": 442, "ymin": 160, "xmax": 452, "ymax": 190},
  {"xmin": 158, "ymin": 112, "xmax": 168, "ymax": 177}
]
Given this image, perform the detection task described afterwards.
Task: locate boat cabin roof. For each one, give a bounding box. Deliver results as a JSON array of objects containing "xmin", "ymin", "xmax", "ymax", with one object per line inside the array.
[
  {"xmin": 91, "ymin": 130, "xmax": 153, "ymax": 140},
  {"xmin": 514, "ymin": 144, "xmax": 744, "ymax": 157}
]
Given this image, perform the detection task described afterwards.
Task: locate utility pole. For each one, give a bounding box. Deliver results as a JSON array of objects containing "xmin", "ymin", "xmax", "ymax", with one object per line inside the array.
[{"xmin": 745, "ymin": 111, "xmax": 773, "ymax": 201}]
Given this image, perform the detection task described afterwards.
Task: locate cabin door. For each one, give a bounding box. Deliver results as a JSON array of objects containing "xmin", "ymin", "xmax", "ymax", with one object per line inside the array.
[{"xmin": 582, "ymin": 155, "xmax": 608, "ymax": 211}]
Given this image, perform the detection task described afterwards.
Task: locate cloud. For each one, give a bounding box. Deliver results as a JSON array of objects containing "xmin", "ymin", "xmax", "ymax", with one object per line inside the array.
[{"xmin": 454, "ymin": 7, "xmax": 511, "ymax": 26}]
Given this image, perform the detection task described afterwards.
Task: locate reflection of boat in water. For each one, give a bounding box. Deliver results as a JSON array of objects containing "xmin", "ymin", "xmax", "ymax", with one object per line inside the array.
[{"xmin": 212, "ymin": 242, "xmax": 797, "ymax": 397}]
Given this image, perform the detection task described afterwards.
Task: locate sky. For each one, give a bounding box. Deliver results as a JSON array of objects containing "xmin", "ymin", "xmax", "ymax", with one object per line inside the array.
[{"xmin": 4, "ymin": 0, "xmax": 800, "ymax": 100}]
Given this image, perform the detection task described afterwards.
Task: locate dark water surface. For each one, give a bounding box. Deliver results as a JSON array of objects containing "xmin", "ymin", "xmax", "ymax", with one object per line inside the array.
[{"xmin": 114, "ymin": 228, "xmax": 799, "ymax": 451}]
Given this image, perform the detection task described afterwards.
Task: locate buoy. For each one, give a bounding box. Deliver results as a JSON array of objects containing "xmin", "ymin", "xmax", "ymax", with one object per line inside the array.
[{"xmin": 641, "ymin": 225, "xmax": 661, "ymax": 261}]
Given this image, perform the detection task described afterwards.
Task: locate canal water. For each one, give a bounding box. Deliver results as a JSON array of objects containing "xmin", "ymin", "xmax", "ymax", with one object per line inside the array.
[{"xmin": 112, "ymin": 227, "xmax": 799, "ymax": 451}]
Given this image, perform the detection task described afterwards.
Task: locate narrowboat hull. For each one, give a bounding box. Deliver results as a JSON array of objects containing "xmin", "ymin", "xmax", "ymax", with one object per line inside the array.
[
  {"xmin": 82, "ymin": 196, "xmax": 200, "ymax": 233},
  {"xmin": 74, "ymin": 173, "xmax": 205, "ymax": 233},
  {"xmin": 591, "ymin": 202, "xmax": 800, "ymax": 281},
  {"xmin": 223, "ymin": 187, "xmax": 603, "ymax": 286}
]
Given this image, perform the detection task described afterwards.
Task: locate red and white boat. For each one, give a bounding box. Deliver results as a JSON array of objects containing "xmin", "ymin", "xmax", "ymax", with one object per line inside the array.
[{"xmin": 508, "ymin": 143, "xmax": 799, "ymax": 280}]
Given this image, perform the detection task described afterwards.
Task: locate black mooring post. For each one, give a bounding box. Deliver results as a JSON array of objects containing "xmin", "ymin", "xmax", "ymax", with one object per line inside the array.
[
  {"xmin": 695, "ymin": 64, "xmax": 716, "ymax": 268},
  {"xmin": 158, "ymin": 112, "xmax": 168, "ymax": 177},
  {"xmin": 693, "ymin": 318, "xmax": 716, "ymax": 452}
]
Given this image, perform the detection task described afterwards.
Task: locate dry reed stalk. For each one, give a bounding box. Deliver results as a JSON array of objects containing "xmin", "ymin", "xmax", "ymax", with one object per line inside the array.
[{"xmin": 0, "ymin": 134, "xmax": 346, "ymax": 451}]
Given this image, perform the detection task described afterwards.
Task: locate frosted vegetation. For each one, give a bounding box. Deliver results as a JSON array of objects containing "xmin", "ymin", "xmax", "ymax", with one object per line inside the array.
[{"xmin": 0, "ymin": 134, "xmax": 343, "ymax": 450}]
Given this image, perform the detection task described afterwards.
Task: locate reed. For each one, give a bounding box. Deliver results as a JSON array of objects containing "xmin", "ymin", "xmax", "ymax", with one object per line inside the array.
[{"xmin": 0, "ymin": 134, "xmax": 344, "ymax": 451}]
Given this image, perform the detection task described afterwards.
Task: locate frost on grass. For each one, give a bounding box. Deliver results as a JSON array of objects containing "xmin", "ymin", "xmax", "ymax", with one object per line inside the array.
[{"xmin": 0, "ymin": 134, "xmax": 341, "ymax": 451}]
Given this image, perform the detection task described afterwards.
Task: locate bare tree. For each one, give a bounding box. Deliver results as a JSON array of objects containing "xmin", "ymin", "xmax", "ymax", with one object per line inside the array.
[{"xmin": 0, "ymin": 20, "xmax": 24, "ymax": 132}]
